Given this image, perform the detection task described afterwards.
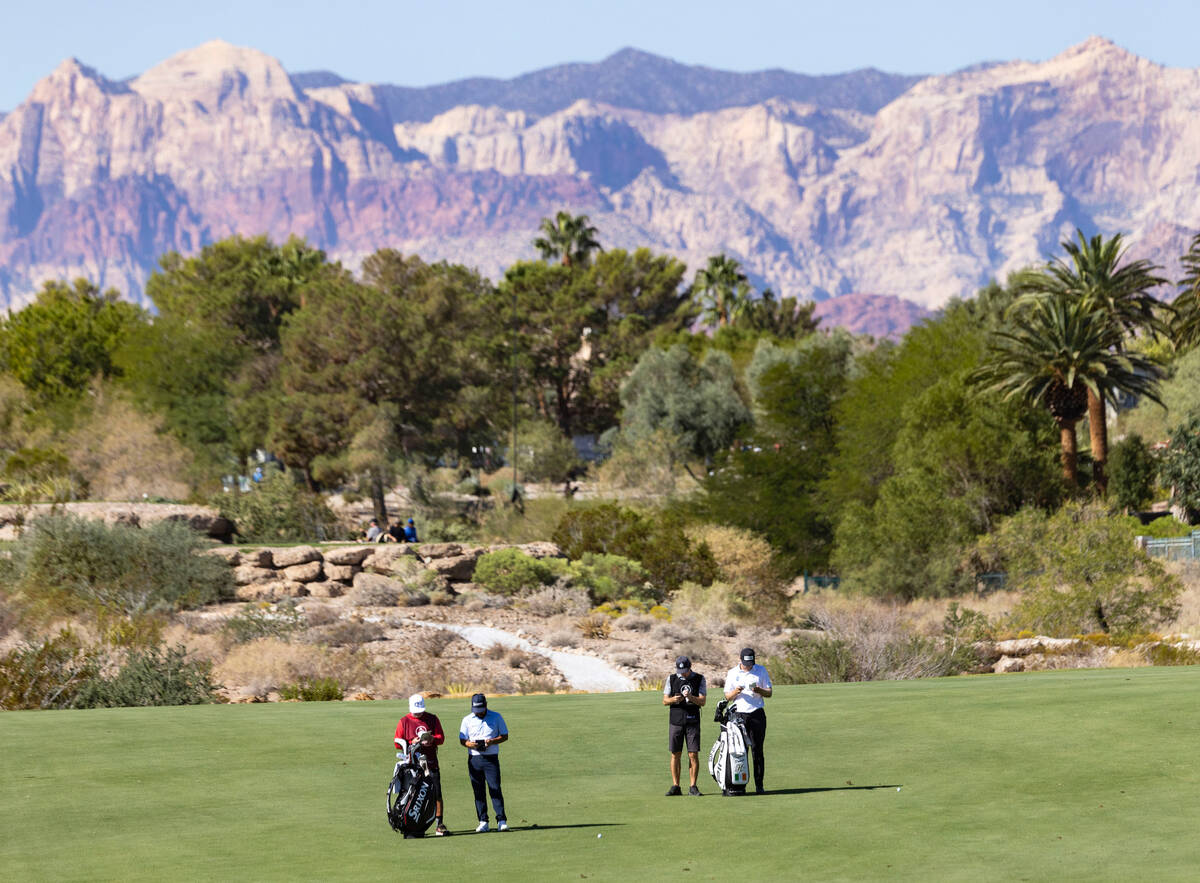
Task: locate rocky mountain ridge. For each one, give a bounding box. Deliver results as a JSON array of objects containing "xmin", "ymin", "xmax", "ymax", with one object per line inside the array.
[{"xmin": 1, "ymin": 36, "xmax": 1195, "ymax": 333}]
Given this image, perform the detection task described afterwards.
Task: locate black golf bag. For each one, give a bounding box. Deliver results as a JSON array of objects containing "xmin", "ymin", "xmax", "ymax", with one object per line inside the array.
[
  {"xmin": 386, "ymin": 743, "xmax": 437, "ymax": 838},
  {"xmin": 708, "ymin": 699, "xmax": 752, "ymax": 795}
]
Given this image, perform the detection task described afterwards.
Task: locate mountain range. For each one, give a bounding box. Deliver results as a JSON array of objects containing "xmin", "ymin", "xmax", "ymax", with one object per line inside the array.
[{"xmin": 1, "ymin": 36, "xmax": 1196, "ymax": 337}]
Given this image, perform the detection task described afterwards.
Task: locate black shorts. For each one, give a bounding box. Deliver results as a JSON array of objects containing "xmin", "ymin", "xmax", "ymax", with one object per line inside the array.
[
  {"xmin": 427, "ymin": 769, "xmax": 442, "ymax": 800},
  {"xmin": 668, "ymin": 721, "xmax": 700, "ymax": 753}
]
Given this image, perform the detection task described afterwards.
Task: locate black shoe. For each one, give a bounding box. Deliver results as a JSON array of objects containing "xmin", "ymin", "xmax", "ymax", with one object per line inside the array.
[
  {"xmin": 688, "ymin": 785, "xmax": 702, "ymax": 796},
  {"xmin": 722, "ymin": 789, "xmax": 731, "ymax": 796},
  {"xmin": 665, "ymin": 785, "xmax": 682, "ymax": 796},
  {"xmin": 755, "ymin": 786, "xmax": 765, "ymax": 795}
]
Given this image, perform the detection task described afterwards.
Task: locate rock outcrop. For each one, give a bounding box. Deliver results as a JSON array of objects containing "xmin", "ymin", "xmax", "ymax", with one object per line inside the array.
[
  {"xmin": 216, "ymin": 540, "xmax": 562, "ymax": 601},
  {"xmin": 2, "ymin": 37, "xmax": 1196, "ymax": 322}
]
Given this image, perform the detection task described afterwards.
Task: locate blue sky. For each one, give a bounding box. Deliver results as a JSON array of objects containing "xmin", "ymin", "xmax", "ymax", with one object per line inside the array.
[{"xmin": 4, "ymin": 0, "xmax": 1200, "ymax": 111}]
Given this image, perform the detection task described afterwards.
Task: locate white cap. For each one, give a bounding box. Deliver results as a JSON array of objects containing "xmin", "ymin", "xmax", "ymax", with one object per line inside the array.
[{"xmin": 409, "ymin": 693, "xmax": 426, "ymax": 714}]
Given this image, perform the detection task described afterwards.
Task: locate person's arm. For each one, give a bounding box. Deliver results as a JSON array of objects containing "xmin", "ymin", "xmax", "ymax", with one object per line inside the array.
[
  {"xmin": 757, "ymin": 670, "xmax": 773, "ymax": 699},
  {"xmin": 431, "ymin": 717, "xmax": 445, "ymax": 747},
  {"xmin": 724, "ymin": 673, "xmax": 744, "ymax": 701},
  {"xmin": 663, "ymin": 683, "xmax": 683, "ymax": 706},
  {"xmin": 692, "ymin": 677, "xmax": 707, "ymax": 707}
]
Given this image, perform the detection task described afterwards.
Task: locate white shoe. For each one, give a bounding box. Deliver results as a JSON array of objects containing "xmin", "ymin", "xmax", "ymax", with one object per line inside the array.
[
  {"xmin": 497, "ymin": 821, "xmax": 509, "ymax": 831},
  {"xmin": 475, "ymin": 821, "xmax": 489, "ymax": 833}
]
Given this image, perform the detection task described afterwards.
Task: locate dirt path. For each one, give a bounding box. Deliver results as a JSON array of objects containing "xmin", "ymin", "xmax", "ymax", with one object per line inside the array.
[{"xmin": 403, "ymin": 619, "xmax": 637, "ymax": 693}]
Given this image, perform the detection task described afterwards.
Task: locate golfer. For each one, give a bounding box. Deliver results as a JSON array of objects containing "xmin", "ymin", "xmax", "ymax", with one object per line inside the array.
[
  {"xmin": 394, "ymin": 693, "xmax": 449, "ymax": 836},
  {"xmin": 662, "ymin": 655, "xmax": 707, "ymax": 796},
  {"xmin": 459, "ymin": 693, "xmax": 509, "ymax": 832},
  {"xmin": 724, "ymin": 647, "xmax": 773, "ymax": 794}
]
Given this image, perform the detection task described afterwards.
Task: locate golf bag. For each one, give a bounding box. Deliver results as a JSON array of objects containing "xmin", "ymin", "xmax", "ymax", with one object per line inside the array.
[
  {"xmin": 386, "ymin": 741, "xmax": 437, "ymax": 838},
  {"xmin": 708, "ymin": 699, "xmax": 751, "ymax": 794}
]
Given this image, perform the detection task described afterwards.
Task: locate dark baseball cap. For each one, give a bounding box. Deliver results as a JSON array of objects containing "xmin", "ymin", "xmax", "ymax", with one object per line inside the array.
[
  {"xmin": 740, "ymin": 647, "xmax": 755, "ymax": 664},
  {"xmin": 470, "ymin": 692, "xmax": 487, "ymax": 710},
  {"xmin": 675, "ymin": 655, "xmax": 691, "ymax": 670}
]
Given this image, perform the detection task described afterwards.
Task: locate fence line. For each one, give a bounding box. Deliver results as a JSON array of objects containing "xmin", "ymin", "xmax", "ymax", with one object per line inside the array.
[{"xmin": 1138, "ymin": 530, "xmax": 1200, "ymax": 561}]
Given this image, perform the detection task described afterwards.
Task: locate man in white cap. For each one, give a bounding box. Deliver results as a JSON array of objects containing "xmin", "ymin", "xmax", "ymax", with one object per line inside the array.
[
  {"xmin": 724, "ymin": 647, "xmax": 773, "ymax": 794},
  {"xmin": 459, "ymin": 693, "xmax": 509, "ymax": 832},
  {"xmin": 662, "ymin": 655, "xmax": 707, "ymax": 796},
  {"xmin": 395, "ymin": 693, "xmax": 448, "ymax": 835}
]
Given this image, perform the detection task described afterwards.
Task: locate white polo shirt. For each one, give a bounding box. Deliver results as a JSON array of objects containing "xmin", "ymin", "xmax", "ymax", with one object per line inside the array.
[
  {"xmin": 459, "ymin": 709, "xmax": 508, "ymax": 756},
  {"xmin": 726, "ymin": 663, "xmax": 772, "ymax": 714}
]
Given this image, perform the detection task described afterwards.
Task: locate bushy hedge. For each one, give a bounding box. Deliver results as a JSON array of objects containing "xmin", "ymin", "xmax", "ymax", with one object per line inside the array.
[
  {"xmin": 218, "ymin": 468, "xmax": 339, "ymax": 542},
  {"xmin": 551, "ymin": 503, "xmax": 717, "ymax": 597},
  {"xmin": 0, "ymin": 632, "xmax": 221, "ymax": 710},
  {"xmin": 6, "ymin": 515, "xmax": 233, "ymax": 618},
  {"xmin": 472, "ymin": 548, "xmax": 564, "ymax": 595}
]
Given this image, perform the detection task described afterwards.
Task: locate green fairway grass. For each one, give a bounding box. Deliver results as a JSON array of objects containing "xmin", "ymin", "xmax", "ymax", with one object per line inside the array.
[{"xmin": 4, "ymin": 667, "xmax": 1200, "ymax": 881}]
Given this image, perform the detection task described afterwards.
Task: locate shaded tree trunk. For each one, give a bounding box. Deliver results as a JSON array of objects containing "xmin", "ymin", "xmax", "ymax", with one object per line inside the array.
[
  {"xmin": 1058, "ymin": 420, "xmax": 1079, "ymax": 487},
  {"xmin": 1087, "ymin": 390, "xmax": 1107, "ymax": 496},
  {"xmin": 371, "ymin": 471, "xmax": 389, "ymax": 524}
]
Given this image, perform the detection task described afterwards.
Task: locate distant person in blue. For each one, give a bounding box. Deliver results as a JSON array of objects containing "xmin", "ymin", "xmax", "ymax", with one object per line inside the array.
[
  {"xmin": 459, "ymin": 693, "xmax": 509, "ymax": 832},
  {"xmin": 252, "ymin": 466, "xmax": 264, "ymax": 483},
  {"xmin": 403, "ymin": 518, "xmax": 419, "ymax": 543}
]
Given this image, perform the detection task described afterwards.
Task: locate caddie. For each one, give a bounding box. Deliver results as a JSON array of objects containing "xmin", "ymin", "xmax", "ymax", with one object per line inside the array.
[{"xmin": 663, "ymin": 654, "xmax": 707, "ymax": 796}]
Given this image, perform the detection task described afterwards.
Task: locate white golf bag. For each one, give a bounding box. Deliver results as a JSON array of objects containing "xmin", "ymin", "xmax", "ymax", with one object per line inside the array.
[{"xmin": 708, "ymin": 700, "xmax": 750, "ymax": 794}]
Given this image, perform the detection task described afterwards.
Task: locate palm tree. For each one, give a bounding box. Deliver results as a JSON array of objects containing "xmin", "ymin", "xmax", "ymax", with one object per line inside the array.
[
  {"xmin": 533, "ymin": 211, "xmax": 601, "ymax": 267},
  {"xmin": 1010, "ymin": 230, "xmax": 1166, "ymax": 494},
  {"xmin": 1171, "ymin": 232, "xmax": 1200, "ymax": 350},
  {"xmin": 971, "ymin": 295, "xmax": 1164, "ymax": 487},
  {"xmin": 694, "ymin": 254, "xmax": 751, "ymax": 328}
]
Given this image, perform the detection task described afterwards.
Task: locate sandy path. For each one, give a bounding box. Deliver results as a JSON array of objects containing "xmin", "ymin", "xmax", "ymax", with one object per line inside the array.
[{"xmin": 402, "ymin": 619, "xmax": 637, "ymax": 693}]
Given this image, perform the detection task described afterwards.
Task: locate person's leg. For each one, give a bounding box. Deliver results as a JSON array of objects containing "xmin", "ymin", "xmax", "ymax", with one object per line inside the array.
[
  {"xmin": 484, "ymin": 756, "xmax": 506, "ymax": 822},
  {"xmin": 747, "ymin": 710, "xmax": 766, "ymax": 791},
  {"xmin": 670, "ymin": 751, "xmax": 681, "ymax": 786},
  {"xmin": 468, "ymin": 755, "xmax": 488, "ymax": 821},
  {"xmin": 685, "ymin": 723, "xmax": 701, "ymax": 793},
  {"xmin": 430, "ymin": 771, "xmax": 447, "ymax": 833}
]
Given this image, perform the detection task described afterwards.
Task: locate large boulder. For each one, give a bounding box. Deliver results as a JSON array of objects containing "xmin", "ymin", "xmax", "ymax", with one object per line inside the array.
[
  {"xmin": 361, "ymin": 545, "xmax": 417, "ymax": 575},
  {"xmin": 271, "ymin": 545, "xmax": 322, "ymax": 568},
  {"xmin": 416, "ymin": 542, "xmax": 462, "ymax": 560},
  {"xmin": 429, "ymin": 550, "xmax": 484, "ymax": 582},
  {"xmin": 323, "ymin": 545, "xmax": 373, "ymax": 566},
  {"xmin": 233, "ymin": 565, "xmax": 275, "ymax": 586},
  {"xmin": 306, "ymin": 581, "xmax": 345, "ymax": 599},
  {"xmin": 240, "ymin": 548, "xmax": 275, "ymax": 568},
  {"xmin": 993, "ymin": 656, "xmax": 1025, "ymax": 674},
  {"xmin": 235, "ymin": 580, "xmax": 309, "ymax": 601},
  {"xmin": 204, "ymin": 547, "xmax": 241, "ymax": 566},
  {"xmin": 282, "ymin": 561, "xmax": 324, "ymax": 583},
  {"xmin": 518, "ymin": 541, "xmax": 564, "ymax": 559},
  {"xmin": 324, "ymin": 563, "xmax": 359, "ymax": 583}
]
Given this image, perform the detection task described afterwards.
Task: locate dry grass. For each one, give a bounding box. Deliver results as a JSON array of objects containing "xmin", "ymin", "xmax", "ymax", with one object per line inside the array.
[
  {"xmin": 575, "ymin": 613, "xmax": 612, "ymax": 639},
  {"xmin": 545, "ymin": 630, "xmax": 579, "ymax": 648},
  {"xmin": 215, "ymin": 637, "xmax": 374, "ymax": 695},
  {"xmin": 1164, "ymin": 562, "xmax": 1200, "ymax": 633},
  {"xmin": 518, "ymin": 586, "xmax": 590, "ymax": 618},
  {"xmin": 411, "ymin": 630, "xmax": 459, "ymax": 658},
  {"xmin": 373, "ymin": 660, "xmax": 452, "ymax": 700}
]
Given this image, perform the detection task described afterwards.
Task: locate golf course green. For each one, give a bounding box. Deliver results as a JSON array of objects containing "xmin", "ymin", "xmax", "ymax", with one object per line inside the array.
[{"xmin": 3, "ymin": 667, "xmax": 1200, "ymax": 880}]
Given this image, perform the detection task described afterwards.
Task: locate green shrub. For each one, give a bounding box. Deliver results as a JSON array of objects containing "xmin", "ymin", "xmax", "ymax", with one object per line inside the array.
[
  {"xmin": 222, "ymin": 604, "xmax": 306, "ymax": 645},
  {"xmin": 551, "ymin": 503, "xmax": 717, "ymax": 596},
  {"xmin": 279, "ymin": 677, "xmax": 344, "ymax": 701},
  {"xmin": 981, "ymin": 503, "xmax": 1183, "ymax": 638},
  {"xmin": 1109, "ymin": 434, "xmax": 1159, "ymax": 512},
  {"xmin": 472, "ymin": 548, "xmax": 563, "ymax": 595},
  {"xmin": 1138, "ymin": 516, "xmax": 1193, "ymax": 539},
  {"xmin": 8, "ymin": 515, "xmax": 233, "ymax": 618},
  {"xmin": 1144, "ymin": 643, "xmax": 1200, "ymax": 666},
  {"xmin": 0, "ymin": 630, "xmax": 104, "ymax": 710},
  {"xmin": 74, "ymin": 644, "xmax": 222, "ymax": 707},
  {"xmin": 568, "ymin": 553, "xmax": 651, "ymax": 603},
  {"xmin": 218, "ymin": 468, "xmax": 340, "ymax": 543},
  {"xmin": 766, "ymin": 637, "xmax": 858, "ymax": 684}
]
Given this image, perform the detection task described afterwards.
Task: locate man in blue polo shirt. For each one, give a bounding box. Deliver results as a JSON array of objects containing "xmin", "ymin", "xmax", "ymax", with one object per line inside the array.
[{"xmin": 459, "ymin": 693, "xmax": 509, "ymax": 832}]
